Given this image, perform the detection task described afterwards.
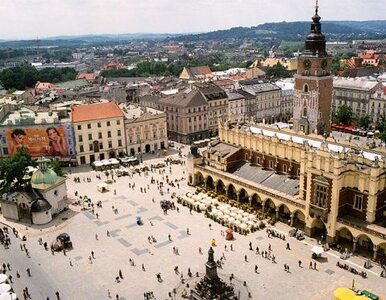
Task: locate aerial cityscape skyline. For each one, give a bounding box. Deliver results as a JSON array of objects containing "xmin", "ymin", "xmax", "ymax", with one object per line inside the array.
[{"xmin": 0, "ymin": 0, "xmax": 385, "ymax": 40}]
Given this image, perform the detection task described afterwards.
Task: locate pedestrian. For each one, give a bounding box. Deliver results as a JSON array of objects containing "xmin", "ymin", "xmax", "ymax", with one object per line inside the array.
[
  {"xmin": 224, "ymin": 245, "xmax": 227, "ymax": 251},
  {"xmin": 95, "ymin": 234, "xmax": 98, "ymax": 240},
  {"xmin": 119, "ymin": 269, "xmax": 123, "ymax": 279},
  {"xmin": 268, "ymin": 244, "xmax": 272, "ymax": 251},
  {"xmin": 255, "ymin": 246, "xmax": 260, "ymax": 254},
  {"xmin": 298, "ymin": 260, "xmax": 302, "ymax": 268},
  {"xmin": 89, "ymin": 256, "xmax": 93, "ymax": 264},
  {"xmin": 168, "ymin": 234, "xmax": 171, "ymax": 241},
  {"xmin": 255, "ymin": 265, "xmax": 258, "ymax": 273},
  {"xmin": 199, "ymin": 247, "xmax": 202, "ymax": 254},
  {"xmin": 309, "ymin": 261, "xmax": 313, "ymax": 269},
  {"xmin": 16, "ymin": 271, "xmax": 20, "ymax": 278},
  {"xmin": 187, "ymin": 228, "xmax": 190, "ymax": 235},
  {"xmin": 107, "ymin": 230, "xmax": 110, "ymax": 237},
  {"xmin": 142, "ymin": 264, "xmax": 145, "ymax": 271},
  {"xmin": 55, "ymin": 291, "xmax": 60, "ymax": 300},
  {"xmin": 91, "ymin": 251, "xmax": 95, "ymax": 259},
  {"xmin": 115, "ymin": 294, "xmax": 119, "ymax": 300},
  {"xmin": 230, "ymin": 244, "xmax": 233, "ymax": 251},
  {"xmin": 245, "ymin": 255, "xmax": 248, "ymax": 262},
  {"xmin": 249, "ymin": 242, "xmax": 252, "ymax": 250},
  {"xmin": 96, "ymin": 213, "xmax": 99, "ymax": 219},
  {"xmin": 313, "ymin": 262, "xmax": 317, "ymax": 270},
  {"xmin": 7, "ymin": 263, "xmax": 10, "ymax": 271},
  {"xmin": 107, "ymin": 289, "xmax": 111, "ymax": 298},
  {"xmin": 286, "ymin": 243, "xmax": 290, "ymax": 250},
  {"xmin": 26, "ymin": 268, "xmax": 31, "ymax": 277},
  {"xmin": 209, "ymin": 224, "xmax": 212, "ymax": 230}
]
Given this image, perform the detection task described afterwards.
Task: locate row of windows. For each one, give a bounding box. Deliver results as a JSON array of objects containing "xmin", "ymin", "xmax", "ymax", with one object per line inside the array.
[
  {"xmin": 78, "ymin": 130, "xmax": 121, "ymax": 142},
  {"xmin": 76, "ymin": 120, "xmax": 120, "ymax": 130},
  {"xmin": 78, "ymin": 140, "xmax": 122, "ymax": 153}
]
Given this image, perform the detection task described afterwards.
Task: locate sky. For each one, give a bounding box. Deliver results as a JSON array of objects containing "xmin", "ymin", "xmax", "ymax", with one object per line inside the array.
[{"xmin": 0, "ymin": 0, "xmax": 384, "ymax": 40}]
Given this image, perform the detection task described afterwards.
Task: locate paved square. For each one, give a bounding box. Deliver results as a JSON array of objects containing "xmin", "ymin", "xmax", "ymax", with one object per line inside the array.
[{"xmin": 1, "ymin": 151, "xmax": 385, "ymax": 300}]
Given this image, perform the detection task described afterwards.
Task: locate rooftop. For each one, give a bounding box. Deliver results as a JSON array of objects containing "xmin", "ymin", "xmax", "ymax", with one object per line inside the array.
[
  {"xmin": 333, "ymin": 77, "xmax": 380, "ymax": 91},
  {"xmin": 72, "ymin": 101, "xmax": 124, "ymax": 123},
  {"xmin": 159, "ymin": 89, "xmax": 207, "ymax": 108}
]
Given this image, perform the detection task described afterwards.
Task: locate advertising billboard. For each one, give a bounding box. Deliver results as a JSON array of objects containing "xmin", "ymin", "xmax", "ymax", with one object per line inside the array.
[{"xmin": 3, "ymin": 123, "xmax": 75, "ymax": 158}]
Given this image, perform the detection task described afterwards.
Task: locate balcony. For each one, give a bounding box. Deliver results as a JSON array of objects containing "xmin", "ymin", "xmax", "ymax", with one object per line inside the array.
[{"xmin": 309, "ymin": 203, "xmax": 329, "ymax": 218}]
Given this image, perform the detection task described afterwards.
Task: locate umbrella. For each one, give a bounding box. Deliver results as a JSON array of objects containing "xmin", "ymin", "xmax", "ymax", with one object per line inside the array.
[
  {"xmin": 230, "ymin": 212, "xmax": 237, "ymax": 218},
  {"xmin": 222, "ymin": 215, "xmax": 230, "ymax": 220},
  {"xmin": 224, "ymin": 204, "xmax": 232, "ymax": 209},
  {"xmin": 215, "ymin": 211, "xmax": 224, "ymax": 216},
  {"xmin": 242, "ymin": 212, "xmax": 250, "ymax": 217},
  {"xmin": 241, "ymin": 217, "xmax": 249, "ymax": 222},
  {"xmin": 0, "ymin": 293, "xmax": 17, "ymax": 300},
  {"xmin": 187, "ymin": 193, "xmax": 192, "ymax": 198},
  {"xmin": 248, "ymin": 214, "xmax": 256, "ymax": 220},
  {"xmin": 234, "ymin": 220, "xmax": 241, "ymax": 226},
  {"xmin": 223, "ymin": 209, "xmax": 231, "ymax": 215},
  {"xmin": 247, "ymin": 221, "xmax": 255, "ymax": 226},
  {"xmin": 0, "ymin": 283, "xmax": 11, "ymax": 294},
  {"xmin": 0, "ymin": 274, "xmax": 7, "ymax": 284},
  {"xmin": 235, "ymin": 214, "xmax": 244, "ymax": 220},
  {"xmin": 240, "ymin": 224, "xmax": 248, "ymax": 229},
  {"xmin": 225, "ymin": 228, "xmax": 233, "ymax": 233},
  {"xmin": 230, "ymin": 207, "xmax": 238, "ymax": 212},
  {"xmin": 236, "ymin": 209, "xmax": 244, "ymax": 214},
  {"xmin": 311, "ymin": 246, "xmax": 324, "ymax": 255},
  {"xmin": 218, "ymin": 205, "xmax": 227, "ymax": 211},
  {"xmin": 228, "ymin": 217, "xmax": 236, "ymax": 223}
]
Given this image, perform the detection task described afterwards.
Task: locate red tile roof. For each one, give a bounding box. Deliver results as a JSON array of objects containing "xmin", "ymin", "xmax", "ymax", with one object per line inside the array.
[
  {"xmin": 77, "ymin": 73, "xmax": 95, "ymax": 81},
  {"xmin": 72, "ymin": 101, "xmax": 124, "ymax": 123}
]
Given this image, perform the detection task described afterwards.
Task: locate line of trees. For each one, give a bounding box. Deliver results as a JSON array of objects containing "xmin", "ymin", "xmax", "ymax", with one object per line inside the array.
[{"xmin": 0, "ymin": 65, "xmax": 77, "ymax": 90}]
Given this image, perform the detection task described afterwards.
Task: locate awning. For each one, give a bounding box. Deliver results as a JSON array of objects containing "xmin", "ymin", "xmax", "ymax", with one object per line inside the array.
[{"xmin": 311, "ymin": 246, "xmax": 324, "ymax": 255}]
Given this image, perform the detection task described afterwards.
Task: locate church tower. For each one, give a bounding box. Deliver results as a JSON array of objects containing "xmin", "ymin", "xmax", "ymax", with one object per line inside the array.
[{"xmin": 293, "ymin": 1, "xmax": 333, "ymax": 135}]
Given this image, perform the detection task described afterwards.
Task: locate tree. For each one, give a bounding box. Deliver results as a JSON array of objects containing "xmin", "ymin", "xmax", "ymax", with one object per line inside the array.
[
  {"xmin": 0, "ymin": 147, "xmax": 35, "ymax": 194},
  {"xmin": 266, "ymin": 63, "xmax": 292, "ymax": 78},
  {"xmin": 334, "ymin": 104, "xmax": 353, "ymax": 125},
  {"xmin": 356, "ymin": 115, "xmax": 371, "ymax": 130},
  {"xmin": 376, "ymin": 114, "xmax": 386, "ymax": 143}
]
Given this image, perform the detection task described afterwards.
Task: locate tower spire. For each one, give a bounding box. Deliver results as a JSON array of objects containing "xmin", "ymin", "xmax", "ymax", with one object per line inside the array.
[{"xmin": 315, "ymin": 0, "xmax": 319, "ymax": 15}]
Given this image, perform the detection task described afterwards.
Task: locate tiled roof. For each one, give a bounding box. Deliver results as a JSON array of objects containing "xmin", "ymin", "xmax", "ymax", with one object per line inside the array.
[
  {"xmin": 77, "ymin": 73, "xmax": 95, "ymax": 81},
  {"xmin": 159, "ymin": 89, "xmax": 207, "ymax": 108},
  {"xmin": 35, "ymin": 82, "xmax": 56, "ymax": 90},
  {"xmin": 72, "ymin": 101, "xmax": 124, "ymax": 122},
  {"xmin": 189, "ymin": 66, "xmax": 212, "ymax": 76}
]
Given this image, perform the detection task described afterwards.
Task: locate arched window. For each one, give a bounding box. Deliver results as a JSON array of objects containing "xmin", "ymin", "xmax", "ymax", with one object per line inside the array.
[
  {"xmin": 303, "ymin": 84, "xmax": 309, "ymax": 93},
  {"xmin": 303, "ymin": 107, "xmax": 307, "ymax": 117}
]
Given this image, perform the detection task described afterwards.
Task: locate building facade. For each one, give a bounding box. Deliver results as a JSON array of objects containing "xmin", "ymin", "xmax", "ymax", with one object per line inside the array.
[
  {"xmin": 188, "ymin": 121, "xmax": 386, "ymax": 261},
  {"xmin": 71, "ymin": 101, "xmax": 126, "ymax": 165},
  {"xmin": 332, "ymin": 78, "xmax": 383, "ymax": 122},
  {"xmin": 122, "ymin": 104, "xmax": 167, "ymax": 156},
  {"xmin": 293, "ymin": 6, "xmax": 333, "ymax": 135}
]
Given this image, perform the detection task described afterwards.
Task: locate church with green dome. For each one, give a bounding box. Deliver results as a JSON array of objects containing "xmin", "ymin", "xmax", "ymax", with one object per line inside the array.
[{"xmin": 1, "ymin": 157, "xmax": 68, "ymax": 225}]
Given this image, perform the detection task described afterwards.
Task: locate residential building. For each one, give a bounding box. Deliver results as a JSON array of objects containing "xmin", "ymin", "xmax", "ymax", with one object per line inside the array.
[
  {"xmin": 226, "ymin": 91, "xmax": 246, "ymax": 122},
  {"xmin": 332, "ymin": 78, "xmax": 383, "ymax": 121},
  {"xmin": 238, "ymin": 79, "xmax": 281, "ymax": 123},
  {"xmin": 275, "ymin": 79, "xmax": 294, "ymax": 122},
  {"xmin": 179, "ymin": 66, "xmax": 213, "ymax": 80},
  {"xmin": 122, "ymin": 104, "xmax": 167, "ymax": 156},
  {"xmin": 140, "ymin": 89, "xmax": 209, "ymax": 144},
  {"xmin": 369, "ymin": 86, "xmax": 386, "ymax": 122},
  {"xmin": 0, "ymin": 104, "xmax": 76, "ymax": 163},
  {"xmin": 71, "ymin": 101, "xmax": 126, "ymax": 165},
  {"xmin": 195, "ymin": 83, "xmax": 229, "ymax": 136}
]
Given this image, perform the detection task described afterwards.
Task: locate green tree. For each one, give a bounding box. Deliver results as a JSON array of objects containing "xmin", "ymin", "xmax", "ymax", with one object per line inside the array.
[
  {"xmin": 334, "ymin": 104, "xmax": 353, "ymax": 125},
  {"xmin": 0, "ymin": 147, "xmax": 35, "ymax": 194},
  {"xmin": 266, "ymin": 62, "xmax": 291, "ymax": 78},
  {"xmin": 376, "ymin": 114, "xmax": 386, "ymax": 143},
  {"xmin": 356, "ymin": 115, "xmax": 371, "ymax": 129},
  {"xmin": 48, "ymin": 158, "xmax": 64, "ymax": 177}
]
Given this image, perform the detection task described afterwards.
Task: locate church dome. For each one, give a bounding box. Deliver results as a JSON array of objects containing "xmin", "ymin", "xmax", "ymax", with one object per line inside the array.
[
  {"xmin": 31, "ymin": 168, "xmax": 58, "ymax": 186},
  {"xmin": 31, "ymin": 199, "xmax": 52, "ymax": 213}
]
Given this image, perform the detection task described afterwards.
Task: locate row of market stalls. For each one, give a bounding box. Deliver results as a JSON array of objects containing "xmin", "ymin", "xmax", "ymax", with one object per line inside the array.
[
  {"xmin": 180, "ymin": 192, "xmax": 259, "ymax": 234},
  {"xmin": 0, "ymin": 274, "xmax": 16, "ymax": 300},
  {"xmin": 91, "ymin": 157, "xmax": 139, "ymax": 171}
]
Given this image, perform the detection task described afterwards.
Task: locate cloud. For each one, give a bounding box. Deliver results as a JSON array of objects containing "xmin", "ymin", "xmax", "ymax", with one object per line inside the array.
[{"xmin": 0, "ymin": 0, "xmax": 384, "ymax": 39}]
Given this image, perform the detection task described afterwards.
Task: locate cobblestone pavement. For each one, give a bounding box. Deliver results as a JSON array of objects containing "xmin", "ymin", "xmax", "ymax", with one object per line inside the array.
[{"xmin": 1, "ymin": 147, "xmax": 386, "ymax": 300}]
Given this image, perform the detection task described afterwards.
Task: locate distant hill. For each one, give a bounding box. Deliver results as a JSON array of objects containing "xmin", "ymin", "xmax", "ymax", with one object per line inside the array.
[{"xmin": 172, "ymin": 20, "xmax": 386, "ymax": 42}]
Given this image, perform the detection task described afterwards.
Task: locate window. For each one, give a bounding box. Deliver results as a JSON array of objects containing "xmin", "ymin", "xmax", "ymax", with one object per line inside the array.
[
  {"xmin": 98, "ymin": 132, "xmax": 102, "ymax": 139},
  {"xmin": 108, "ymin": 141, "xmax": 113, "ymax": 148},
  {"xmin": 77, "ymin": 125, "xmax": 81, "ymax": 130},
  {"xmin": 107, "ymin": 131, "xmax": 111, "ymax": 138},
  {"xmin": 97, "ymin": 122, "xmax": 101, "ymax": 128},
  {"xmin": 2, "ymin": 148, "xmax": 8, "ymax": 155},
  {"xmin": 315, "ymin": 184, "xmax": 328, "ymax": 207},
  {"xmin": 353, "ymin": 194, "xmax": 363, "ymax": 211},
  {"xmin": 87, "ymin": 123, "xmax": 91, "ymax": 129},
  {"xmin": 117, "ymin": 130, "xmax": 121, "ymax": 137},
  {"xmin": 79, "ymin": 145, "xmax": 84, "ymax": 153},
  {"xmin": 78, "ymin": 135, "xmax": 83, "ymax": 142},
  {"xmin": 118, "ymin": 139, "xmax": 122, "ymax": 147},
  {"xmin": 303, "ymin": 107, "xmax": 307, "ymax": 117},
  {"xmin": 117, "ymin": 120, "xmax": 120, "ymax": 125},
  {"xmin": 88, "ymin": 133, "xmax": 92, "ymax": 140},
  {"xmin": 89, "ymin": 143, "xmax": 93, "ymax": 151},
  {"xmin": 99, "ymin": 142, "xmax": 104, "ymax": 150},
  {"xmin": 107, "ymin": 121, "xmax": 111, "ymax": 126}
]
